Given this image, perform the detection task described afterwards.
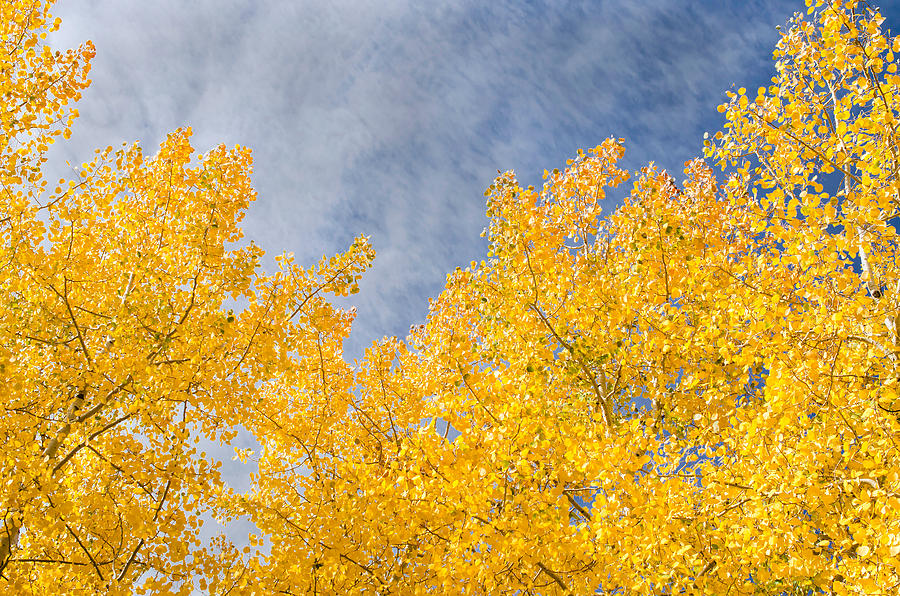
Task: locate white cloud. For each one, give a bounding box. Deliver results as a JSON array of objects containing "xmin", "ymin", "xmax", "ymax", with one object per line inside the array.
[{"xmin": 49, "ymin": 0, "xmax": 798, "ymax": 349}]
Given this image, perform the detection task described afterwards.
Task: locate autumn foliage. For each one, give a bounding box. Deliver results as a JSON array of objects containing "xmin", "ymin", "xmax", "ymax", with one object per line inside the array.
[{"xmin": 2, "ymin": 0, "xmax": 900, "ymax": 594}]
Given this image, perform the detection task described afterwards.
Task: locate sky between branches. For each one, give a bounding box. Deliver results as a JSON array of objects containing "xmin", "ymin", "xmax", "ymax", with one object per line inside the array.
[{"xmin": 48, "ymin": 0, "xmax": 900, "ymax": 357}]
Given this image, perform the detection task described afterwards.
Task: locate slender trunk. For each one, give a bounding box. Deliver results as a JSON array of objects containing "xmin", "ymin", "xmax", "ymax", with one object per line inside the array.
[{"xmin": 0, "ymin": 391, "xmax": 85, "ymax": 572}]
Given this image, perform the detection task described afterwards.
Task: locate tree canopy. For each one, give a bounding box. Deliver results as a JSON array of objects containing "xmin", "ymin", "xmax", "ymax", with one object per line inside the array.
[{"xmin": 2, "ymin": 0, "xmax": 899, "ymax": 594}]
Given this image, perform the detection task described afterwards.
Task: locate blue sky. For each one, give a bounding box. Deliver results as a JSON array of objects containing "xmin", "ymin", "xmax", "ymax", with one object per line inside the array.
[{"xmin": 47, "ymin": 0, "xmax": 833, "ymax": 358}]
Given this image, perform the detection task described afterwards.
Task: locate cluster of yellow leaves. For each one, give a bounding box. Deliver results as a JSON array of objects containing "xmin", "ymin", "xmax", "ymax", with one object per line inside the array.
[
  {"xmin": 0, "ymin": 1, "xmax": 373, "ymax": 593},
  {"xmin": 4, "ymin": 0, "xmax": 900, "ymax": 594},
  {"xmin": 227, "ymin": 1, "xmax": 900, "ymax": 594}
]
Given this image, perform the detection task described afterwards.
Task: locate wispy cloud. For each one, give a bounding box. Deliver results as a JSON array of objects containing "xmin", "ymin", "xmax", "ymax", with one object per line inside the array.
[{"xmin": 50, "ymin": 0, "xmax": 806, "ymax": 352}]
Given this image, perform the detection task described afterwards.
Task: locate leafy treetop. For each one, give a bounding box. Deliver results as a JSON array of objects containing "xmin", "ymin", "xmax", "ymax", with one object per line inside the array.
[{"xmin": 2, "ymin": 0, "xmax": 899, "ymax": 594}]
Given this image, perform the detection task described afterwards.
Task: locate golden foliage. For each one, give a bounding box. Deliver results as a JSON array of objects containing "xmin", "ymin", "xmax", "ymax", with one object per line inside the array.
[
  {"xmin": 235, "ymin": 2, "xmax": 900, "ymax": 593},
  {"xmin": 3, "ymin": 0, "xmax": 900, "ymax": 594},
  {"xmin": 0, "ymin": 1, "xmax": 373, "ymax": 592}
]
